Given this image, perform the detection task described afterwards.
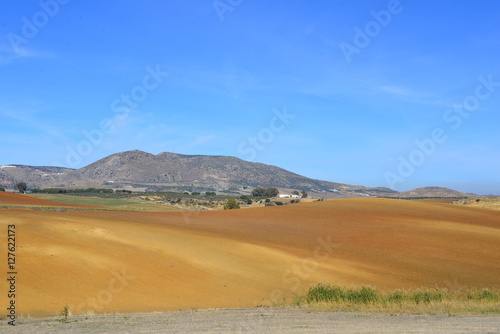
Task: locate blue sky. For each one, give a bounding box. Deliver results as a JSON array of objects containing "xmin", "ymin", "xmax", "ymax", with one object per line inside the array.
[{"xmin": 1, "ymin": 0, "xmax": 499, "ymax": 194}]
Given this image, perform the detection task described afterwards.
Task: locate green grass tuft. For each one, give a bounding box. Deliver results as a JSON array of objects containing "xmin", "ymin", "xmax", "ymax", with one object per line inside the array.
[{"xmin": 292, "ymin": 284, "xmax": 500, "ymax": 314}]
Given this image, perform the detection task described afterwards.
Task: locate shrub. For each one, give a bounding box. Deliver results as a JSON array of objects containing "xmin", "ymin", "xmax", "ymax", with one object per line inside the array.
[
  {"xmin": 345, "ymin": 286, "xmax": 378, "ymax": 304},
  {"xmin": 306, "ymin": 284, "xmax": 378, "ymax": 304},
  {"xmin": 385, "ymin": 290, "xmax": 406, "ymax": 303},
  {"xmin": 224, "ymin": 199, "xmax": 240, "ymax": 210},
  {"xmin": 412, "ymin": 290, "xmax": 446, "ymax": 304},
  {"xmin": 0, "ymin": 187, "xmax": 5, "ymax": 192},
  {"xmin": 467, "ymin": 289, "xmax": 499, "ymax": 301},
  {"xmin": 307, "ymin": 284, "xmax": 344, "ymax": 303},
  {"xmin": 56, "ymin": 305, "xmax": 70, "ymax": 323}
]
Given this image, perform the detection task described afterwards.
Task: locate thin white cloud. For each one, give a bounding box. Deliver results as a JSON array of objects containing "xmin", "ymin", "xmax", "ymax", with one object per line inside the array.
[
  {"xmin": 171, "ymin": 62, "xmax": 258, "ymax": 99},
  {"xmin": 378, "ymin": 85, "xmax": 455, "ymax": 108},
  {"xmin": 189, "ymin": 135, "xmax": 216, "ymax": 146},
  {"xmin": 1, "ymin": 105, "xmax": 67, "ymax": 141},
  {"xmin": 0, "ymin": 46, "xmax": 54, "ymax": 65},
  {"xmin": 379, "ymin": 85, "xmax": 414, "ymax": 96}
]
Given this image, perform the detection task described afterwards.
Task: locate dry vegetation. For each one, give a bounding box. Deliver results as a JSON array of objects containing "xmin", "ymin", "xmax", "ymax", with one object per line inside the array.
[
  {"xmin": 452, "ymin": 196, "xmax": 500, "ymax": 210},
  {"xmin": 288, "ymin": 284, "xmax": 500, "ymax": 314},
  {"xmin": 0, "ymin": 192, "xmax": 499, "ymax": 317}
]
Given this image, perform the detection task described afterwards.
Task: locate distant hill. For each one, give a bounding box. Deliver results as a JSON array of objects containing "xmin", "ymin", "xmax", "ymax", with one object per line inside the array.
[
  {"xmin": 0, "ymin": 150, "xmax": 474, "ymax": 198},
  {"xmin": 395, "ymin": 186, "xmax": 474, "ymax": 198},
  {"xmin": 0, "ymin": 165, "xmax": 73, "ymax": 188}
]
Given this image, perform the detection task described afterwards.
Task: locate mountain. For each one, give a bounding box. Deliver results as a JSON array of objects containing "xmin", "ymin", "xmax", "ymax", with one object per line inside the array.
[
  {"xmin": 0, "ymin": 150, "xmax": 473, "ymax": 198},
  {"xmin": 397, "ymin": 186, "xmax": 475, "ymax": 198},
  {"xmin": 58, "ymin": 150, "xmax": 353, "ymax": 193},
  {"xmin": 0, "ymin": 164, "xmax": 73, "ymax": 188}
]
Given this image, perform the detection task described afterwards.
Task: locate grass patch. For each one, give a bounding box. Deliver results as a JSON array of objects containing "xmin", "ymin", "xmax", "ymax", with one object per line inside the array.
[
  {"xmin": 0, "ymin": 205, "xmax": 131, "ymax": 212},
  {"xmin": 290, "ymin": 284, "xmax": 500, "ymax": 314},
  {"xmin": 25, "ymin": 194, "xmax": 183, "ymax": 212}
]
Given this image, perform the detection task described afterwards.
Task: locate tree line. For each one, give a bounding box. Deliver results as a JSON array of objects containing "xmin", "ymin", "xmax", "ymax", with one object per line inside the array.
[{"xmin": 31, "ymin": 188, "xmax": 132, "ymax": 194}]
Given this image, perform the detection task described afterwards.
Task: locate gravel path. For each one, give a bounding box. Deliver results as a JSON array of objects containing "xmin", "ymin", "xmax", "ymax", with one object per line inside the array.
[{"xmin": 2, "ymin": 308, "xmax": 499, "ymax": 333}]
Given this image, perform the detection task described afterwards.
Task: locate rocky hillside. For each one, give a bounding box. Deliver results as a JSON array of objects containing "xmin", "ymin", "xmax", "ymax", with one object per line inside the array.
[
  {"xmin": 0, "ymin": 150, "xmax": 475, "ymax": 198},
  {"xmin": 0, "ymin": 165, "xmax": 73, "ymax": 188},
  {"xmin": 61, "ymin": 150, "xmax": 351, "ymax": 192}
]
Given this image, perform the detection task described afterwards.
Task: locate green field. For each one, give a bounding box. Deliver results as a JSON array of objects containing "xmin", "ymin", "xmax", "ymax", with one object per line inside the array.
[{"xmin": 26, "ymin": 193, "xmax": 184, "ymax": 212}]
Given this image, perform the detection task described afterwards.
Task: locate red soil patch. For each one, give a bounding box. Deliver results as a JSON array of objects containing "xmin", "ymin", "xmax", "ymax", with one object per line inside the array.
[
  {"xmin": 0, "ymin": 191, "xmax": 96, "ymax": 208},
  {"xmin": 1, "ymin": 198, "xmax": 499, "ymax": 316}
]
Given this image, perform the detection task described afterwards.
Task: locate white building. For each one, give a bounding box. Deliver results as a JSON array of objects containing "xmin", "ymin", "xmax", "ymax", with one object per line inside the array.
[{"xmin": 278, "ymin": 194, "xmax": 300, "ymax": 199}]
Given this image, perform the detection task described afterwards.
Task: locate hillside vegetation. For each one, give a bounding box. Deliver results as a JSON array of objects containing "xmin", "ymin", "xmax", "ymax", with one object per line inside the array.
[{"xmin": 452, "ymin": 196, "xmax": 500, "ymax": 210}]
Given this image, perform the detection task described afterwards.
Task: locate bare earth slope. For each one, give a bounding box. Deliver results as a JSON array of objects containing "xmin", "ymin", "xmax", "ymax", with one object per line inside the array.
[{"xmin": 0, "ymin": 197, "xmax": 499, "ymax": 317}]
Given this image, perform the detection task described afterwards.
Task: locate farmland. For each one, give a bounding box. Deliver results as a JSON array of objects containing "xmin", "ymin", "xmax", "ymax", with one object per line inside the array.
[{"xmin": 0, "ymin": 191, "xmax": 499, "ymax": 318}]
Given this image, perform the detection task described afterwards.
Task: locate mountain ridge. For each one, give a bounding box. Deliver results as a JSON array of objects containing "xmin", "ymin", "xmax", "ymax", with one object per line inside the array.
[{"xmin": 0, "ymin": 150, "xmax": 475, "ymax": 198}]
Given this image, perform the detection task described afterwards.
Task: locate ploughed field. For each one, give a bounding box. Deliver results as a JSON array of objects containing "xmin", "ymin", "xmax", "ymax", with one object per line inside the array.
[
  {"xmin": 0, "ymin": 191, "xmax": 99, "ymax": 208},
  {"xmin": 0, "ymin": 191, "xmax": 499, "ymax": 317}
]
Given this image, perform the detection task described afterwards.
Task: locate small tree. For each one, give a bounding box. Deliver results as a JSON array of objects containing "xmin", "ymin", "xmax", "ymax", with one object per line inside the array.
[
  {"xmin": 0, "ymin": 187, "xmax": 5, "ymax": 192},
  {"xmin": 301, "ymin": 190, "xmax": 308, "ymax": 198},
  {"xmin": 251, "ymin": 187, "xmax": 279, "ymax": 197},
  {"xmin": 291, "ymin": 190, "xmax": 300, "ymax": 196},
  {"xmin": 224, "ymin": 199, "xmax": 240, "ymax": 210},
  {"xmin": 251, "ymin": 188, "xmax": 263, "ymax": 197},
  {"xmin": 15, "ymin": 182, "xmax": 27, "ymax": 193}
]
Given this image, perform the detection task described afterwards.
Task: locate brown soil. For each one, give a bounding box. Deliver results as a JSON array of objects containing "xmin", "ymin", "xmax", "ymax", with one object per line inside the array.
[{"xmin": 0, "ymin": 198, "xmax": 498, "ymax": 317}]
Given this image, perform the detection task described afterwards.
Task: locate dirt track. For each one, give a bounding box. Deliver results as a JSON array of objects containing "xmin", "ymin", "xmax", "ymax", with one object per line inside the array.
[{"xmin": 2, "ymin": 308, "xmax": 499, "ymax": 333}]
